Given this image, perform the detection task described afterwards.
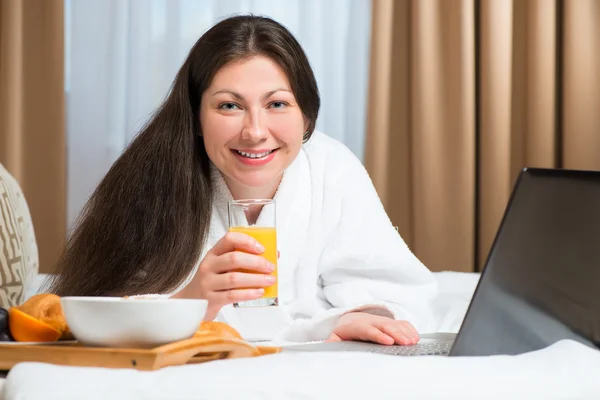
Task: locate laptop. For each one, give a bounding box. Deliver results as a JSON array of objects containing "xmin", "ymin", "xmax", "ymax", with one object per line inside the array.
[{"xmin": 283, "ymin": 168, "xmax": 600, "ymax": 357}]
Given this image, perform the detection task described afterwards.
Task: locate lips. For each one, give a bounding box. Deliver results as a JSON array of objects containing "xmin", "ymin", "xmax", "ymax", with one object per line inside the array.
[
  {"xmin": 235, "ymin": 149, "xmax": 274, "ymax": 159},
  {"xmin": 231, "ymin": 148, "xmax": 279, "ymax": 166}
]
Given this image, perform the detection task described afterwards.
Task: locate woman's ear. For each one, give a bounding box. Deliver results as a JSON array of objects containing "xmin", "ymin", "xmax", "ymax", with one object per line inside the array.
[{"xmin": 302, "ymin": 117, "xmax": 311, "ymax": 142}]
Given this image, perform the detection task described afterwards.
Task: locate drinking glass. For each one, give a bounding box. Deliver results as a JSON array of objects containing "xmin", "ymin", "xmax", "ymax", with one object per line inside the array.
[{"xmin": 228, "ymin": 199, "xmax": 278, "ymax": 307}]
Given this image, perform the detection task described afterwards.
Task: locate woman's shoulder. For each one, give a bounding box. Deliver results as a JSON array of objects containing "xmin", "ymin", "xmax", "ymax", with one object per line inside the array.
[
  {"xmin": 302, "ymin": 130, "xmax": 364, "ymax": 174},
  {"xmin": 298, "ymin": 130, "xmax": 377, "ymax": 206}
]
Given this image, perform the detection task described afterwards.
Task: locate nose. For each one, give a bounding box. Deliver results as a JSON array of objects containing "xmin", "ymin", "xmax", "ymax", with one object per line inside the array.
[{"xmin": 241, "ymin": 109, "xmax": 267, "ymax": 142}]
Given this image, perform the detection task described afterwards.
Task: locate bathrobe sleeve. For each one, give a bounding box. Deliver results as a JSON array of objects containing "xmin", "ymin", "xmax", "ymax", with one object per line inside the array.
[{"xmin": 280, "ymin": 149, "xmax": 439, "ymax": 342}]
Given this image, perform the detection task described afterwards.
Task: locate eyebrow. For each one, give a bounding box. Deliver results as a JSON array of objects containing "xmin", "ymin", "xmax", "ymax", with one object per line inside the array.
[{"xmin": 211, "ymin": 88, "xmax": 292, "ymax": 100}]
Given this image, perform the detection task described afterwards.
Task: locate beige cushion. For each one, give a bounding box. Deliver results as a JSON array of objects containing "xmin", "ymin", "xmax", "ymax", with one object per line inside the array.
[{"xmin": 0, "ymin": 163, "xmax": 39, "ymax": 308}]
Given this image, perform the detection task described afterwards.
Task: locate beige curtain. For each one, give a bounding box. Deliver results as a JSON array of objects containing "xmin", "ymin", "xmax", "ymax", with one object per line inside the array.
[
  {"xmin": 366, "ymin": 0, "xmax": 600, "ymax": 272},
  {"xmin": 0, "ymin": 0, "xmax": 65, "ymax": 273}
]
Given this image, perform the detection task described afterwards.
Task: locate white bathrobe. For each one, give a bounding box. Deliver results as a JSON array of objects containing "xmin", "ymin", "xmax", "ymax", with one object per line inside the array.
[{"xmin": 174, "ymin": 131, "xmax": 438, "ymax": 342}]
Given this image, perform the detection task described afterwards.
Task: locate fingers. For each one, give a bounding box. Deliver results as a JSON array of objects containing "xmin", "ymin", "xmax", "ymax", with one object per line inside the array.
[
  {"xmin": 210, "ymin": 251, "xmax": 275, "ymax": 274},
  {"xmin": 400, "ymin": 321, "xmax": 419, "ymax": 339},
  {"xmin": 203, "ymin": 304, "xmax": 221, "ymax": 322},
  {"xmin": 210, "ymin": 232, "xmax": 265, "ymax": 257},
  {"xmin": 210, "ymin": 270, "xmax": 276, "ymax": 291},
  {"xmin": 210, "ymin": 288, "xmax": 265, "ymax": 305},
  {"xmin": 197, "ymin": 232, "xmax": 278, "ymax": 309},
  {"xmin": 326, "ymin": 333, "xmax": 343, "ymax": 343},
  {"xmin": 348, "ymin": 324, "xmax": 395, "ymax": 345},
  {"xmin": 380, "ymin": 321, "xmax": 420, "ymax": 345}
]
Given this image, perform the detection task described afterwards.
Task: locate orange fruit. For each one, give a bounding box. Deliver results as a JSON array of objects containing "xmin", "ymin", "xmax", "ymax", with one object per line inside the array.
[
  {"xmin": 13, "ymin": 293, "xmax": 73, "ymax": 340},
  {"xmin": 8, "ymin": 308, "xmax": 61, "ymax": 342}
]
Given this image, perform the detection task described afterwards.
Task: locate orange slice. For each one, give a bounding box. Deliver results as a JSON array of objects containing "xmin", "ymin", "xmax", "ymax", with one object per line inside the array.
[
  {"xmin": 8, "ymin": 308, "xmax": 61, "ymax": 342},
  {"xmin": 15, "ymin": 293, "xmax": 72, "ymax": 339}
]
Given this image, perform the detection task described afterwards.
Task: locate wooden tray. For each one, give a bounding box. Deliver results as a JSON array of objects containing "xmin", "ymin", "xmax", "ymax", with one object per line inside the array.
[{"xmin": 0, "ymin": 336, "xmax": 282, "ymax": 371}]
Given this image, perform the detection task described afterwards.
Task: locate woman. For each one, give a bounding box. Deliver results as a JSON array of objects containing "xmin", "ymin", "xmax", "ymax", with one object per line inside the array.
[{"xmin": 49, "ymin": 15, "xmax": 438, "ymax": 344}]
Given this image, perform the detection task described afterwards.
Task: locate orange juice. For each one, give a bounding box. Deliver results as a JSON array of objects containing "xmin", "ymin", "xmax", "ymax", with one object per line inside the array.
[{"xmin": 228, "ymin": 226, "xmax": 278, "ymax": 300}]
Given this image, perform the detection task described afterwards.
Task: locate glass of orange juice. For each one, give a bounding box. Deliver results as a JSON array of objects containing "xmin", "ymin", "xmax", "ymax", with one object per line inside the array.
[{"xmin": 228, "ymin": 199, "xmax": 278, "ymax": 307}]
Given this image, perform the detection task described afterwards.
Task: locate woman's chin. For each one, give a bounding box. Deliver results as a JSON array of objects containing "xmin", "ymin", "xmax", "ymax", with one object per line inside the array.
[{"xmin": 228, "ymin": 171, "xmax": 283, "ymax": 191}]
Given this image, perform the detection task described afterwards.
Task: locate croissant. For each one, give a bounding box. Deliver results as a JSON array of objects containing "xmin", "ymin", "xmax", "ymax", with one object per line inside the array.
[
  {"xmin": 193, "ymin": 321, "xmax": 280, "ymax": 356},
  {"xmin": 194, "ymin": 321, "xmax": 243, "ymax": 340}
]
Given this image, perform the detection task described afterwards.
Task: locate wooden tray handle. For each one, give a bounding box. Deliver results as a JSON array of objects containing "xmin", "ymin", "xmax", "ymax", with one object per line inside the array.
[
  {"xmin": 152, "ymin": 335, "xmax": 265, "ymax": 368},
  {"xmin": 0, "ymin": 337, "xmax": 284, "ymax": 371}
]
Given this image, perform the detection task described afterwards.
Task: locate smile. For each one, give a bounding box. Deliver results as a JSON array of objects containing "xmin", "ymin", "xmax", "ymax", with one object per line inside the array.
[
  {"xmin": 235, "ymin": 149, "xmax": 274, "ymax": 159},
  {"xmin": 231, "ymin": 148, "xmax": 280, "ymax": 166}
]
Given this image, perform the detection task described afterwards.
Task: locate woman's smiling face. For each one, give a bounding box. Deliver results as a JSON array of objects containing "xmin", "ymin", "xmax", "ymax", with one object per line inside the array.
[{"xmin": 200, "ymin": 55, "xmax": 308, "ymax": 197}]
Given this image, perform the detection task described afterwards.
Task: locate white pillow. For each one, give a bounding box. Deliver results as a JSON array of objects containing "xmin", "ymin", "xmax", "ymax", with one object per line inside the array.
[
  {"xmin": 25, "ymin": 273, "xmax": 50, "ymax": 300},
  {"xmin": 0, "ymin": 163, "xmax": 39, "ymax": 308}
]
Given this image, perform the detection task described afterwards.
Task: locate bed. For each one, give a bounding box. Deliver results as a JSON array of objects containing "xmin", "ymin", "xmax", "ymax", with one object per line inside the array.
[{"xmin": 1, "ymin": 272, "xmax": 599, "ymax": 400}]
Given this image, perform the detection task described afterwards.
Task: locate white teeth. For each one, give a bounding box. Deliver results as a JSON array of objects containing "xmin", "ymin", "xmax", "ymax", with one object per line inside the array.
[{"xmin": 236, "ymin": 150, "xmax": 273, "ymax": 158}]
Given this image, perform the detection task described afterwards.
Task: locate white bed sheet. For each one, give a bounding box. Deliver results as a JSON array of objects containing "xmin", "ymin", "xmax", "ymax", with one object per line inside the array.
[
  {"xmin": 2, "ymin": 272, "xmax": 599, "ymax": 400},
  {"xmin": 4, "ymin": 340, "xmax": 599, "ymax": 400}
]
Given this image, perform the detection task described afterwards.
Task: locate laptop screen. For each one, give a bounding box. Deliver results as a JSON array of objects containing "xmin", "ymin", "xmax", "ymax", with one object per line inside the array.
[{"xmin": 450, "ymin": 168, "xmax": 600, "ymax": 356}]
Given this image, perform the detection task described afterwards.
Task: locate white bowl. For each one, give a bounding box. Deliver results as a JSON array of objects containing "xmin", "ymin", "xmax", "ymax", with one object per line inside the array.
[{"xmin": 60, "ymin": 297, "xmax": 208, "ymax": 348}]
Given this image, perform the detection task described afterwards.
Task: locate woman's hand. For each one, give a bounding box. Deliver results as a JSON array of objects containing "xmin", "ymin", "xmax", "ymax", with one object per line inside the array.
[
  {"xmin": 327, "ymin": 312, "xmax": 420, "ymax": 345},
  {"xmin": 182, "ymin": 232, "xmax": 276, "ymax": 321}
]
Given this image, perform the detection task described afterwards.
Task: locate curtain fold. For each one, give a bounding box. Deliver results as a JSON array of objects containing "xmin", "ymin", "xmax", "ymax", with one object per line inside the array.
[
  {"xmin": 0, "ymin": 0, "xmax": 65, "ymax": 274},
  {"xmin": 367, "ymin": 0, "xmax": 475, "ymax": 272},
  {"xmin": 479, "ymin": 0, "xmax": 558, "ymax": 268},
  {"xmin": 365, "ymin": 0, "xmax": 413, "ymax": 245},
  {"xmin": 410, "ymin": 0, "xmax": 475, "ymax": 273},
  {"xmin": 367, "ymin": 0, "xmax": 600, "ymax": 272},
  {"xmin": 563, "ymin": 0, "xmax": 600, "ymax": 170}
]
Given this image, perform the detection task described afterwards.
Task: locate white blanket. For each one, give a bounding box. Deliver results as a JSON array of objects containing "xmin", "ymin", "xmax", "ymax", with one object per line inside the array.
[
  {"xmin": 5, "ymin": 341, "xmax": 598, "ymax": 400},
  {"xmin": 3, "ymin": 272, "xmax": 600, "ymax": 400}
]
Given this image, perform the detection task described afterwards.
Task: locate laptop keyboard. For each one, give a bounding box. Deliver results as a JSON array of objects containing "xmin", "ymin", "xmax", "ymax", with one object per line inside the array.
[
  {"xmin": 283, "ymin": 336, "xmax": 455, "ymax": 356},
  {"xmin": 363, "ymin": 341, "xmax": 453, "ymax": 356}
]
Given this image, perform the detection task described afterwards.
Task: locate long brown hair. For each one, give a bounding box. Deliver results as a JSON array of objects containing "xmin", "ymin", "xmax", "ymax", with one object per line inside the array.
[{"xmin": 49, "ymin": 15, "xmax": 320, "ymax": 296}]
